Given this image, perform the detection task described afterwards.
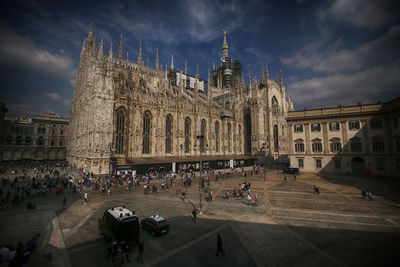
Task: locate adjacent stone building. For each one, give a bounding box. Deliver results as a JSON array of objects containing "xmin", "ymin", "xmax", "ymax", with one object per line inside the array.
[
  {"xmin": 287, "ymin": 98, "xmax": 400, "ymax": 176},
  {"xmin": 67, "ymin": 25, "xmax": 293, "ymax": 175},
  {"xmin": 0, "ymin": 112, "xmax": 68, "ymax": 161}
]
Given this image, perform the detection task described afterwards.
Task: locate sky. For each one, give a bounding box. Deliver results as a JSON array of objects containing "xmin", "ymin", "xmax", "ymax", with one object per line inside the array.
[{"xmin": 0, "ymin": 0, "xmax": 399, "ymax": 118}]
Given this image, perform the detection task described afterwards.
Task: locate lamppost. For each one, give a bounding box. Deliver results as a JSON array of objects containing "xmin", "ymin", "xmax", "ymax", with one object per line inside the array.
[
  {"xmin": 262, "ymin": 144, "xmax": 270, "ymax": 183},
  {"xmin": 223, "ymin": 145, "xmax": 227, "ymax": 172},
  {"xmin": 105, "ymin": 142, "xmax": 115, "ymax": 178},
  {"xmin": 193, "ymin": 135, "xmax": 208, "ymax": 213},
  {"xmin": 261, "ymin": 145, "xmax": 266, "ymax": 183},
  {"xmin": 180, "ymin": 144, "xmax": 183, "ymax": 173}
]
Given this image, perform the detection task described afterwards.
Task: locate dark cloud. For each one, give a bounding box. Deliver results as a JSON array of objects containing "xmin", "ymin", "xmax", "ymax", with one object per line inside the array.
[
  {"xmin": 0, "ymin": 25, "xmax": 77, "ymax": 83},
  {"xmin": 317, "ymin": 0, "xmax": 400, "ymax": 30},
  {"xmin": 0, "ymin": 0, "xmax": 399, "ymax": 117}
]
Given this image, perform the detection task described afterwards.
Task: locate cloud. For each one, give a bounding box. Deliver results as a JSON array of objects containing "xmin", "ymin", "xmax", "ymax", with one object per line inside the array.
[
  {"xmin": 5, "ymin": 102, "xmax": 55, "ymax": 117},
  {"xmin": 46, "ymin": 92, "xmax": 62, "ymax": 101},
  {"xmin": 281, "ymin": 25, "xmax": 400, "ymax": 73},
  {"xmin": 244, "ymin": 47, "xmax": 271, "ymax": 62},
  {"xmin": 46, "ymin": 92, "xmax": 71, "ymax": 106},
  {"xmin": 101, "ymin": 0, "xmax": 247, "ymax": 45},
  {"xmin": 288, "ymin": 63, "xmax": 400, "ymax": 109},
  {"xmin": 317, "ymin": 0, "xmax": 399, "ymax": 30},
  {"xmin": 0, "ymin": 25, "xmax": 77, "ymax": 81},
  {"xmin": 62, "ymin": 99, "xmax": 71, "ymax": 106}
]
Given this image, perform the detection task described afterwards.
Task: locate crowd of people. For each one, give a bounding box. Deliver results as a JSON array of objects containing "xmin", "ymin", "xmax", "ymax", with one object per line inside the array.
[
  {"xmin": 222, "ymin": 181, "xmax": 258, "ymax": 205},
  {"xmin": 0, "ymin": 160, "xmax": 75, "ymax": 210},
  {"xmin": 0, "ymin": 233, "xmax": 40, "ymax": 266}
]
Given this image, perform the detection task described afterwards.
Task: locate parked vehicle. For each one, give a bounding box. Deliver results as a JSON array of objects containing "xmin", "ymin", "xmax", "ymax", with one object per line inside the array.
[
  {"xmin": 283, "ymin": 167, "xmax": 299, "ymax": 175},
  {"xmin": 141, "ymin": 215, "xmax": 169, "ymax": 236},
  {"xmin": 98, "ymin": 206, "xmax": 139, "ymax": 244}
]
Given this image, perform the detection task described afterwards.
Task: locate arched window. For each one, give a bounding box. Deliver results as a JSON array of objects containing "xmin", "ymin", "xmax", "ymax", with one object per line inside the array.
[
  {"xmin": 142, "ymin": 111, "xmax": 152, "ymax": 154},
  {"xmin": 184, "ymin": 117, "xmax": 191, "ymax": 153},
  {"xmin": 272, "ymin": 96, "xmax": 279, "ymax": 115},
  {"xmin": 372, "ymin": 136, "xmax": 385, "ymax": 152},
  {"xmin": 330, "ymin": 138, "xmax": 342, "ymax": 152},
  {"xmin": 215, "ymin": 121, "xmax": 220, "ymax": 153},
  {"xmin": 227, "ymin": 122, "xmax": 232, "ymax": 152},
  {"xmin": 200, "ymin": 119, "xmax": 206, "ymax": 152},
  {"xmin": 238, "ymin": 124, "xmax": 242, "ymax": 152},
  {"xmin": 273, "ymin": 124, "xmax": 279, "ymax": 152},
  {"xmin": 25, "ymin": 136, "xmax": 32, "ymax": 145},
  {"xmin": 116, "ymin": 108, "xmax": 125, "ymax": 154},
  {"xmin": 350, "ymin": 137, "xmax": 362, "ymax": 152},
  {"xmin": 38, "ymin": 136, "xmax": 44, "ymax": 146},
  {"xmin": 294, "ymin": 138, "xmax": 304, "ymax": 152},
  {"xmin": 16, "ymin": 136, "xmax": 22, "ymax": 145},
  {"xmin": 312, "ymin": 138, "xmax": 322, "ymax": 152},
  {"xmin": 165, "ymin": 114, "xmax": 173, "ymax": 153}
]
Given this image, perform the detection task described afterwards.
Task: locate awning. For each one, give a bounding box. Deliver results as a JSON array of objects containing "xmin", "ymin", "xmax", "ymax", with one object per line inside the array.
[{"xmin": 118, "ymin": 154, "xmax": 255, "ymax": 166}]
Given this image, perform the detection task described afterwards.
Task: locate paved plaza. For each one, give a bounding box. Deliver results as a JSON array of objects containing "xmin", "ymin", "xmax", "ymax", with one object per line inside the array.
[{"xmin": 1, "ymin": 170, "xmax": 400, "ymax": 267}]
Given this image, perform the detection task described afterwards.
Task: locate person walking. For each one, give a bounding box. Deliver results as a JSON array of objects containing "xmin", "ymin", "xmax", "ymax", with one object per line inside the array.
[
  {"xmin": 83, "ymin": 192, "xmax": 88, "ymax": 204},
  {"xmin": 106, "ymin": 239, "xmax": 118, "ymax": 263},
  {"xmin": 192, "ymin": 208, "xmax": 197, "ymax": 223},
  {"xmin": 137, "ymin": 239, "xmax": 144, "ymax": 263},
  {"xmin": 216, "ymin": 234, "xmax": 225, "ymax": 256}
]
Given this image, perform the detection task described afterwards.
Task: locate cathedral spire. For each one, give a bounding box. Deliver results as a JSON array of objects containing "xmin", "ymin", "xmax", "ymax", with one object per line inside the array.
[
  {"xmin": 222, "ymin": 29, "xmax": 229, "ymax": 59},
  {"xmin": 86, "ymin": 22, "xmax": 96, "ymax": 55},
  {"xmin": 137, "ymin": 41, "xmax": 142, "ymax": 68},
  {"xmin": 147, "ymin": 58, "xmax": 150, "ymax": 73},
  {"xmin": 118, "ymin": 34, "xmax": 123, "ymax": 61},
  {"xmin": 126, "ymin": 51, "xmax": 128, "ymax": 61},
  {"xmin": 156, "ymin": 48, "xmax": 159, "ymax": 71},
  {"xmin": 87, "ymin": 22, "xmax": 94, "ymax": 41},
  {"xmin": 184, "ymin": 59, "xmax": 187, "ymax": 74},
  {"xmin": 265, "ymin": 62, "xmax": 269, "ymax": 81},
  {"xmin": 171, "ymin": 53, "xmax": 174, "ymax": 70},
  {"xmin": 261, "ymin": 64, "xmax": 265, "ymax": 82},
  {"xmin": 88, "ymin": 22, "xmax": 93, "ymax": 35},
  {"xmin": 208, "ymin": 69, "xmax": 212, "ymax": 104},
  {"xmin": 196, "ymin": 64, "xmax": 199, "ymax": 78},
  {"xmin": 248, "ymin": 69, "xmax": 252, "ymax": 90},
  {"xmin": 280, "ymin": 70, "xmax": 284, "ymax": 88},
  {"xmin": 108, "ymin": 41, "xmax": 113, "ymax": 62},
  {"xmin": 97, "ymin": 38, "xmax": 104, "ymax": 60}
]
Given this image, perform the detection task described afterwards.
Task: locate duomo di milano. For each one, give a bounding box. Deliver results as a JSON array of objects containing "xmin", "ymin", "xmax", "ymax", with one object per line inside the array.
[{"xmin": 67, "ymin": 25, "xmax": 400, "ymax": 177}]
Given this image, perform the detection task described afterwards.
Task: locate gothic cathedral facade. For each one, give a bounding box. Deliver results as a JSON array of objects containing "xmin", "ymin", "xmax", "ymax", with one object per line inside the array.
[{"xmin": 67, "ymin": 25, "xmax": 293, "ymax": 175}]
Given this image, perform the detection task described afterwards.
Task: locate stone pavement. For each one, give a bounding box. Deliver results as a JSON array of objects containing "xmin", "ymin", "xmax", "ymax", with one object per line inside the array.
[{"xmin": 1, "ymin": 170, "xmax": 400, "ymax": 267}]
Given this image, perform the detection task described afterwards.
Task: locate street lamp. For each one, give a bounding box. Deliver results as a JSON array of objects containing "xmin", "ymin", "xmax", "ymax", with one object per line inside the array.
[
  {"xmin": 261, "ymin": 144, "xmax": 269, "ymax": 183},
  {"xmin": 223, "ymin": 145, "xmax": 227, "ymax": 172},
  {"xmin": 180, "ymin": 144, "xmax": 183, "ymax": 173},
  {"xmin": 193, "ymin": 135, "xmax": 208, "ymax": 214},
  {"xmin": 105, "ymin": 142, "xmax": 115, "ymax": 178}
]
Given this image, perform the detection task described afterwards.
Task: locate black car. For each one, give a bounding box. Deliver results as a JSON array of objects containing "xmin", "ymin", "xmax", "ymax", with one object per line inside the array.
[
  {"xmin": 141, "ymin": 215, "xmax": 169, "ymax": 236},
  {"xmin": 283, "ymin": 167, "xmax": 299, "ymax": 175}
]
